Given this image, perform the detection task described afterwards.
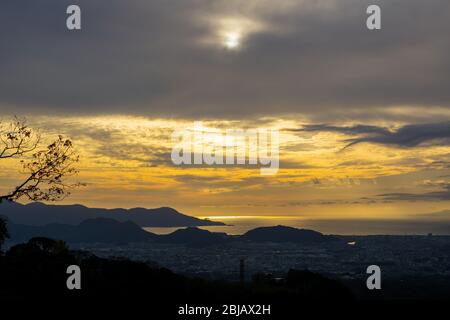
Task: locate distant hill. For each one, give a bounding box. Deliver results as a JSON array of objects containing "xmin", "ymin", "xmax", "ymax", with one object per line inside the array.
[
  {"xmin": 8, "ymin": 218, "xmax": 156, "ymax": 243},
  {"xmin": 7, "ymin": 219, "xmax": 230, "ymax": 245},
  {"xmin": 242, "ymin": 225, "xmax": 336, "ymax": 243},
  {"xmin": 5, "ymin": 219, "xmax": 338, "ymax": 246},
  {"xmin": 159, "ymin": 227, "xmax": 230, "ymax": 246},
  {"xmin": 0, "ymin": 201, "xmax": 225, "ymax": 227}
]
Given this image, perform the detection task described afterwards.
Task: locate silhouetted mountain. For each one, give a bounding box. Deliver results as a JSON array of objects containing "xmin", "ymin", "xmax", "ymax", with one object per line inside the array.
[
  {"xmin": 242, "ymin": 225, "xmax": 336, "ymax": 243},
  {"xmin": 4, "ymin": 205, "xmax": 342, "ymax": 245},
  {"xmin": 7, "ymin": 219, "xmax": 231, "ymax": 245},
  {"xmin": 6, "ymin": 217, "xmax": 341, "ymax": 245},
  {"xmin": 8, "ymin": 218, "xmax": 156, "ymax": 243},
  {"xmin": 159, "ymin": 227, "xmax": 230, "ymax": 246},
  {"xmin": 0, "ymin": 201, "xmax": 224, "ymax": 227}
]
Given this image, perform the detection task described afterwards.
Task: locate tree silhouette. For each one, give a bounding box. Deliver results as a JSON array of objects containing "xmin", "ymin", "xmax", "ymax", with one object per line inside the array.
[
  {"xmin": 0, "ymin": 118, "xmax": 80, "ymax": 248},
  {"xmin": 0, "ymin": 118, "xmax": 80, "ymax": 203}
]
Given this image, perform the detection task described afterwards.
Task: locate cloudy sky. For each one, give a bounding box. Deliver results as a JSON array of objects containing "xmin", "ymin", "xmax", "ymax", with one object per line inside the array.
[{"xmin": 1, "ymin": 0, "xmax": 449, "ymax": 227}]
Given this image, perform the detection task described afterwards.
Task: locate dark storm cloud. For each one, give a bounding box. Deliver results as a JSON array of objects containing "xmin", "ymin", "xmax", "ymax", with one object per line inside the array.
[
  {"xmin": 298, "ymin": 122, "xmax": 450, "ymax": 148},
  {"xmin": 346, "ymin": 122, "xmax": 450, "ymax": 147},
  {"xmin": 0, "ymin": 0, "xmax": 450, "ymax": 118}
]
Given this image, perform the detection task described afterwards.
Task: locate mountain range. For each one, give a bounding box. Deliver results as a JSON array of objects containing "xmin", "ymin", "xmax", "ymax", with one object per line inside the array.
[
  {"xmin": 1, "ymin": 201, "xmax": 338, "ymax": 246},
  {"xmin": 5, "ymin": 218, "xmax": 337, "ymax": 246},
  {"xmin": 0, "ymin": 201, "xmax": 224, "ymax": 227},
  {"xmin": 7, "ymin": 218, "xmax": 156, "ymax": 243}
]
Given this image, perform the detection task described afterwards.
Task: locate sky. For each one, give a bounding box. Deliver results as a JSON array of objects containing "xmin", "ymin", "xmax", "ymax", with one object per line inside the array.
[{"xmin": 0, "ymin": 0, "xmax": 449, "ymax": 227}]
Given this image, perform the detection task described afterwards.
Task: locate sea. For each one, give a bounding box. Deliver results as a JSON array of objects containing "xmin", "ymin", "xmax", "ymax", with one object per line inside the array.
[{"xmin": 144, "ymin": 216, "xmax": 450, "ymax": 236}]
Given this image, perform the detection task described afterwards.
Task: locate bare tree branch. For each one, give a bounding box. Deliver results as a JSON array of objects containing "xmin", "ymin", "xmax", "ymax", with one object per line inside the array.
[
  {"xmin": 0, "ymin": 118, "xmax": 81, "ymax": 203},
  {"xmin": 0, "ymin": 117, "xmax": 40, "ymax": 159}
]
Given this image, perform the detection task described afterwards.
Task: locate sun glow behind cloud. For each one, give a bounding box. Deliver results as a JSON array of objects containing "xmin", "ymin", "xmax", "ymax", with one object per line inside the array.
[
  {"xmin": 224, "ymin": 31, "xmax": 241, "ymax": 49},
  {"xmin": 200, "ymin": 16, "xmax": 268, "ymax": 50}
]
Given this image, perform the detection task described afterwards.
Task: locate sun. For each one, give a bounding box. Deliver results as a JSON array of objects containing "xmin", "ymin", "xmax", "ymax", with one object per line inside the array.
[
  {"xmin": 200, "ymin": 16, "xmax": 266, "ymax": 51},
  {"xmin": 224, "ymin": 31, "xmax": 241, "ymax": 49}
]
